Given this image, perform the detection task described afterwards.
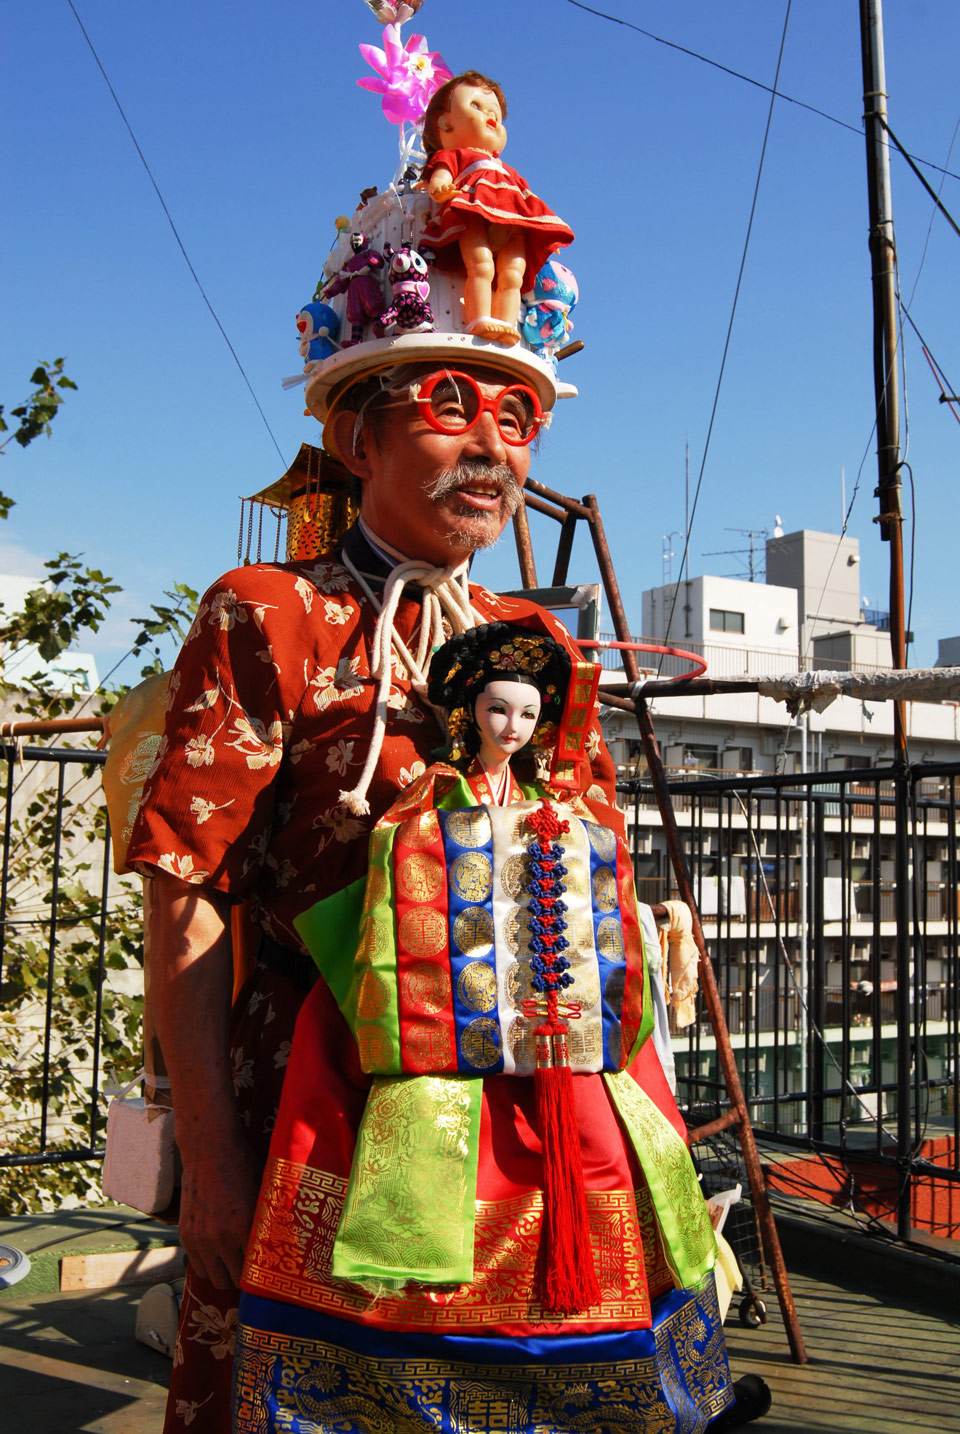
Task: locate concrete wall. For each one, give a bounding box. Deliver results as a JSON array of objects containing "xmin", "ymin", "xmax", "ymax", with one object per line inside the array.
[
  {"xmin": 643, "ymin": 575, "xmax": 799, "ymax": 650},
  {"xmin": 765, "ymin": 529, "xmax": 863, "ymax": 634}
]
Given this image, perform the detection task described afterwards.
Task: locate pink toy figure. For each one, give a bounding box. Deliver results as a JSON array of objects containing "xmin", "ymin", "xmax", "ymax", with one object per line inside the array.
[
  {"xmin": 420, "ymin": 71, "xmax": 574, "ymax": 346},
  {"xmin": 373, "ymin": 243, "xmax": 435, "ymax": 336},
  {"xmin": 321, "ymin": 233, "xmax": 386, "ymax": 347}
]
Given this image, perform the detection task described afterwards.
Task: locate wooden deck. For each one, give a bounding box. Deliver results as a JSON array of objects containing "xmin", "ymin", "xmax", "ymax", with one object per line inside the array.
[
  {"xmin": 1, "ymin": 1207, "xmax": 958, "ymax": 1433},
  {"xmin": 722, "ymin": 1222, "xmax": 960, "ymax": 1433}
]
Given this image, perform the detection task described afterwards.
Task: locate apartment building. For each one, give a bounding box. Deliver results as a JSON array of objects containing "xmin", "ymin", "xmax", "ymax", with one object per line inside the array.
[{"xmin": 598, "ymin": 530, "xmax": 959, "ymax": 1134}]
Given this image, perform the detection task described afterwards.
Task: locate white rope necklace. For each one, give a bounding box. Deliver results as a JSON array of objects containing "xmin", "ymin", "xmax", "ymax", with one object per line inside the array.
[{"xmin": 337, "ymin": 527, "xmax": 484, "ymax": 815}]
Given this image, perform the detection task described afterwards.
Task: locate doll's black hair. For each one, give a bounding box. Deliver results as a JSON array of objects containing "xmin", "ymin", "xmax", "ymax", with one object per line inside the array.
[{"xmin": 427, "ymin": 622, "xmax": 570, "ymax": 763}]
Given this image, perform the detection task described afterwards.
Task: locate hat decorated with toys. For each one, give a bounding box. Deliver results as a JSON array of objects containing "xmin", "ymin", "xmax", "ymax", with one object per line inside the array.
[{"xmin": 288, "ymin": 1, "xmax": 582, "ymax": 427}]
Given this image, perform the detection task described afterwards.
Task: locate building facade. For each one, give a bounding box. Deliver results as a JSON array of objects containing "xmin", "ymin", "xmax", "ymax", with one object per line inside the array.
[{"xmin": 599, "ymin": 529, "xmax": 958, "ymax": 1144}]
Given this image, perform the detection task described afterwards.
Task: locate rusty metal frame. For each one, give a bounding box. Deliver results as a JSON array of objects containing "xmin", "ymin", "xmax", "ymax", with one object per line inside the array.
[{"xmin": 512, "ymin": 486, "xmax": 808, "ymax": 1364}]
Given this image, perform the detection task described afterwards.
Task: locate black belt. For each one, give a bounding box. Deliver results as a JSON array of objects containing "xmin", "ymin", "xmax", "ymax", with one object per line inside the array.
[{"xmin": 257, "ymin": 934, "xmax": 320, "ymax": 993}]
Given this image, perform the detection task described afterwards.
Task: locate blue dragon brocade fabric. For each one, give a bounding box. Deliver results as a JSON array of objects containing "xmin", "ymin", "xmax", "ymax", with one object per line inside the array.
[{"xmin": 234, "ymin": 1288, "xmax": 734, "ymax": 1434}]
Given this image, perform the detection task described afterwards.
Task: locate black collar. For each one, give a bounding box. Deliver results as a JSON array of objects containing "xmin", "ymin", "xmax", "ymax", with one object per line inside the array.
[{"xmin": 336, "ymin": 522, "xmax": 397, "ymax": 585}]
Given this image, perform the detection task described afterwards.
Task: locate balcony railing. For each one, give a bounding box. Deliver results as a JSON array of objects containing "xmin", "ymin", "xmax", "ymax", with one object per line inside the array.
[
  {"xmin": 621, "ymin": 760, "xmax": 960, "ymax": 1242},
  {"xmin": 0, "ymin": 738, "xmax": 141, "ymax": 1201},
  {"xmin": 1, "ymin": 737, "xmax": 957, "ymax": 1250},
  {"xmin": 593, "ymin": 632, "xmax": 893, "ymax": 677}
]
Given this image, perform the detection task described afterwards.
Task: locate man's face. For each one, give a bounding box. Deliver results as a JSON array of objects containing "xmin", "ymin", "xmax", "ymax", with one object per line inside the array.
[{"xmin": 343, "ymin": 364, "xmax": 534, "ymax": 567}]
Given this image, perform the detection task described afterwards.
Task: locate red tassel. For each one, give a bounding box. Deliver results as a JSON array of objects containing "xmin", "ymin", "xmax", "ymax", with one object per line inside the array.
[{"xmin": 534, "ymin": 1024, "xmax": 601, "ymax": 1314}]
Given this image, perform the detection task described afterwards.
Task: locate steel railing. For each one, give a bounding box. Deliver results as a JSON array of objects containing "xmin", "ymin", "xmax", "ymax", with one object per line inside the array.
[
  {"xmin": 620, "ymin": 761, "xmax": 960, "ymax": 1242},
  {"xmin": 0, "ymin": 741, "xmax": 128, "ymax": 1174},
  {"xmin": 2, "ymin": 739, "xmax": 957, "ymax": 1247}
]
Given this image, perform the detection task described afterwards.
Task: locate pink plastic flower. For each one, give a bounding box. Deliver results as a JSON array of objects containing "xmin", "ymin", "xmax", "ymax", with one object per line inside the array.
[{"xmin": 357, "ymin": 24, "xmax": 452, "ymax": 125}]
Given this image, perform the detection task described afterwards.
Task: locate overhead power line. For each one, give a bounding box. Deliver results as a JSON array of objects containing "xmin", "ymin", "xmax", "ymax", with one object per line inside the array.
[
  {"xmin": 66, "ymin": 0, "xmax": 287, "ymax": 468},
  {"xmin": 881, "ymin": 118, "xmax": 960, "ymax": 243},
  {"xmin": 659, "ymin": 1, "xmax": 794, "ymax": 661},
  {"xmin": 899, "ymin": 302, "xmax": 960, "ymax": 426},
  {"xmin": 565, "ymin": 0, "xmax": 960, "ymax": 185}
]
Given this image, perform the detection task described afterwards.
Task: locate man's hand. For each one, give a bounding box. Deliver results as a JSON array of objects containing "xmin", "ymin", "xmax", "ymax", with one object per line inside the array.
[
  {"xmin": 177, "ymin": 1128, "xmax": 263, "ymax": 1288},
  {"xmin": 147, "ymin": 872, "xmax": 255, "ymax": 1289}
]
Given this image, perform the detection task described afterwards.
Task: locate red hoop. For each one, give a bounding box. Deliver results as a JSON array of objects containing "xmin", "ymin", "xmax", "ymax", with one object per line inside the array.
[{"xmin": 573, "ymin": 638, "xmax": 707, "ymax": 681}]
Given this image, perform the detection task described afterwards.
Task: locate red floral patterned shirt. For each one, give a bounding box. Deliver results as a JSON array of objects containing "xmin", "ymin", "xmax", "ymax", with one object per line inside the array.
[{"xmin": 127, "ymin": 546, "xmax": 618, "ymax": 951}]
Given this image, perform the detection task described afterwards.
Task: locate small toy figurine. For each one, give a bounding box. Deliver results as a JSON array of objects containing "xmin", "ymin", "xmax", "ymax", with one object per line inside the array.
[
  {"xmin": 520, "ymin": 259, "xmax": 579, "ymax": 359},
  {"xmin": 420, "ymin": 71, "xmax": 574, "ymax": 346},
  {"xmin": 296, "ymin": 301, "xmax": 341, "ymax": 364},
  {"xmin": 321, "ymin": 233, "xmax": 386, "ymax": 347},
  {"xmin": 373, "ymin": 242, "xmax": 435, "ymax": 336}
]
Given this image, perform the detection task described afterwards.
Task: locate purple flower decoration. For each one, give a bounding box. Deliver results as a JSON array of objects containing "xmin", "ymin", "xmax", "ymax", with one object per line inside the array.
[{"xmin": 357, "ymin": 24, "xmax": 452, "ymax": 126}]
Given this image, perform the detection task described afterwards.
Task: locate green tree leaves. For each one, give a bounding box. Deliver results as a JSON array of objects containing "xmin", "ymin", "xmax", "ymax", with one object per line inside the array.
[{"xmin": 0, "ymin": 359, "xmax": 78, "ymax": 457}]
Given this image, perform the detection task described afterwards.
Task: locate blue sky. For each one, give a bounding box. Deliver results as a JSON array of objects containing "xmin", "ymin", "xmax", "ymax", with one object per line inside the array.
[{"xmin": 3, "ymin": 0, "xmax": 959, "ymax": 678}]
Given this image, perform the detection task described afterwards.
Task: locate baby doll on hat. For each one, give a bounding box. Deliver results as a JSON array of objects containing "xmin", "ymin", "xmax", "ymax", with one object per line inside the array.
[{"xmin": 420, "ymin": 71, "xmax": 574, "ymax": 346}]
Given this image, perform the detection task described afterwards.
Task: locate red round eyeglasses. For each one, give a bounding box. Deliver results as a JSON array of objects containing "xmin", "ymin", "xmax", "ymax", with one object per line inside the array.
[{"xmin": 409, "ymin": 370, "xmax": 545, "ymax": 446}]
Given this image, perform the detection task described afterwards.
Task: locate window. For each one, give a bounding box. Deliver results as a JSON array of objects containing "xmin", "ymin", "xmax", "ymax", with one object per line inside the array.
[
  {"xmin": 683, "ymin": 743, "xmax": 718, "ymax": 771},
  {"xmin": 710, "ymin": 608, "xmax": 745, "ymax": 633}
]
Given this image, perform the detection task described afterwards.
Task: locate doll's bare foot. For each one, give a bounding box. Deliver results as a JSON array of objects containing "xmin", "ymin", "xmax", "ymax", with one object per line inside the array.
[{"xmin": 467, "ymin": 317, "xmax": 521, "ymax": 345}]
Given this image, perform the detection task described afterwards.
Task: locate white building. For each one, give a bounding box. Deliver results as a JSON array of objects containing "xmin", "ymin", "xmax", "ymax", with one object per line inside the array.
[
  {"xmin": 597, "ymin": 529, "xmax": 958, "ymax": 1129},
  {"xmin": 605, "ymin": 528, "xmax": 959, "ymax": 779}
]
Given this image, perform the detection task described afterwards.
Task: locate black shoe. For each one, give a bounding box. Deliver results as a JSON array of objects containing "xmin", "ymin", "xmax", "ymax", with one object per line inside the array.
[{"xmin": 707, "ymin": 1375, "xmax": 772, "ymax": 1431}]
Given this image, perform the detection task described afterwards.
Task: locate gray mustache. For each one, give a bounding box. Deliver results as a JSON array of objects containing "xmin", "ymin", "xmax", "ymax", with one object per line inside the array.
[{"xmin": 426, "ymin": 463, "xmax": 523, "ymax": 518}]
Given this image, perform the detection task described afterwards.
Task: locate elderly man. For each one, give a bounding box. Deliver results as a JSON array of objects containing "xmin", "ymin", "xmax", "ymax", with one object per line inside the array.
[
  {"xmin": 131, "ymin": 346, "xmax": 770, "ymax": 1433},
  {"xmin": 127, "ymin": 355, "xmax": 628, "ymax": 1432}
]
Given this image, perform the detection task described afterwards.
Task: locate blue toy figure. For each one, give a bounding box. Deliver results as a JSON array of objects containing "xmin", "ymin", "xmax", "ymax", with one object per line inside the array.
[
  {"xmin": 296, "ymin": 302, "xmax": 341, "ymax": 364},
  {"xmin": 520, "ymin": 258, "xmax": 579, "ymax": 359}
]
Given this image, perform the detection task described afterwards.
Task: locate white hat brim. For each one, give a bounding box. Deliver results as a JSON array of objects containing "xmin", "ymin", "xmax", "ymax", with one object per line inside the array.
[{"xmin": 306, "ymin": 331, "xmax": 576, "ymax": 422}]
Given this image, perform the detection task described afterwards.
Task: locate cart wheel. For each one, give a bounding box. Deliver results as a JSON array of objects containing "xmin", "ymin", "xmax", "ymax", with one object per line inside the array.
[{"xmin": 739, "ymin": 1295, "xmax": 767, "ymax": 1328}]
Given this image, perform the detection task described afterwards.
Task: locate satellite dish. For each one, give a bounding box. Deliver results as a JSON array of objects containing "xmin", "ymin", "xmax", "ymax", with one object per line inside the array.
[{"xmin": 773, "ymin": 514, "xmax": 784, "ymax": 538}]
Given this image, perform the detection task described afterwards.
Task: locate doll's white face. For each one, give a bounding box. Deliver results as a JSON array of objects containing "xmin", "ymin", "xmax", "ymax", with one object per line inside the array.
[
  {"xmin": 440, "ymin": 83, "xmax": 506, "ymax": 154},
  {"xmin": 474, "ymin": 679, "xmax": 541, "ymax": 768}
]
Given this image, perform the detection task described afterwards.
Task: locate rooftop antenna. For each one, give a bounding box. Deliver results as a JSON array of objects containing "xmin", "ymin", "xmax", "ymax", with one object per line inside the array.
[
  {"xmin": 662, "ymin": 530, "xmax": 681, "ymax": 585},
  {"xmin": 703, "ymin": 526, "xmax": 770, "ymax": 581},
  {"xmin": 683, "ymin": 439, "xmax": 690, "ymax": 581}
]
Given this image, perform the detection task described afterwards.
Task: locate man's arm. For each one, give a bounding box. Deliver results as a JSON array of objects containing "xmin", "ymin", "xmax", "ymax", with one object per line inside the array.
[{"xmin": 147, "ymin": 871, "xmax": 262, "ymax": 1289}]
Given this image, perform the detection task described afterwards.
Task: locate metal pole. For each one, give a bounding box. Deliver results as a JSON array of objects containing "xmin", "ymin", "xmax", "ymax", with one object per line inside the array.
[
  {"xmin": 859, "ymin": 0, "xmax": 907, "ymax": 694},
  {"xmin": 799, "ymin": 718, "xmax": 809, "ymax": 1122},
  {"xmin": 514, "ymin": 483, "xmax": 807, "ymax": 1359},
  {"xmin": 860, "ymin": 0, "xmax": 913, "ymax": 1235},
  {"xmin": 511, "ymin": 501, "xmax": 539, "ymax": 589},
  {"xmin": 633, "ymin": 695, "xmax": 806, "ymax": 1362},
  {"xmin": 576, "ymin": 493, "xmax": 806, "ymax": 1361}
]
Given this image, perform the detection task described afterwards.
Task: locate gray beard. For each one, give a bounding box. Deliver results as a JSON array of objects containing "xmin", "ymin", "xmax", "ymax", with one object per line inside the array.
[{"xmin": 425, "ymin": 462, "xmax": 523, "ymax": 551}]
